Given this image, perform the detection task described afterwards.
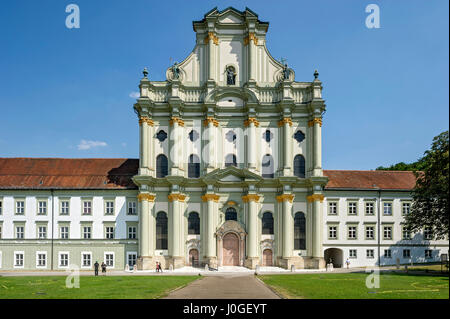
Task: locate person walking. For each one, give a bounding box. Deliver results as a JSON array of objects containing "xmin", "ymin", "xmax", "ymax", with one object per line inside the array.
[
  {"xmin": 156, "ymin": 262, "xmax": 159, "ymax": 273},
  {"xmin": 101, "ymin": 262, "xmax": 107, "ymax": 276},
  {"xmin": 158, "ymin": 262, "xmax": 163, "ymax": 273},
  {"xmin": 345, "ymin": 258, "xmax": 350, "ymax": 269},
  {"xmin": 94, "ymin": 261, "xmax": 99, "ymax": 276}
]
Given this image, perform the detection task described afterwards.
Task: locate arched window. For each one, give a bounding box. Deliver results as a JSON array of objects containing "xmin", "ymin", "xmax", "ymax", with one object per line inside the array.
[
  {"xmin": 225, "ymin": 154, "xmax": 237, "ymax": 167},
  {"xmin": 262, "ymin": 154, "xmax": 274, "ymax": 178},
  {"xmin": 188, "ymin": 154, "xmax": 200, "ymax": 178},
  {"xmin": 294, "ymin": 212, "xmax": 306, "ymax": 250},
  {"xmin": 294, "ymin": 155, "xmax": 306, "ymax": 178},
  {"xmin": 188, "ymin": 212, "xmax": 200, "ymax": 235},
  {"xmin": 156, "ymin": 154, "xmax": 168, "ymax": 178},
  {"xmin": 262, "ymin": 212, "xmax": 274, "ymax": 235},
  {"xmin": 156, "ymin": 211, "xmax": 168, "ymax": 250},
  {"xmin": 225, "ymin": 207, "xmax": 237, "ymax": 221}
]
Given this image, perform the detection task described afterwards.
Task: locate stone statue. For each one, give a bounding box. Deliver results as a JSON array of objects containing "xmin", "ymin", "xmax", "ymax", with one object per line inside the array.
[
  {"xmin": 172, "ymin": 62, "xmax": 180, "ymax": 79},
  {"xmin": 283, "ymin": 64, "xmax": 291, "ymax": 80},
  {"xmin": 226, "ymin": 66, "xmax": 236, "ymax": 85}
]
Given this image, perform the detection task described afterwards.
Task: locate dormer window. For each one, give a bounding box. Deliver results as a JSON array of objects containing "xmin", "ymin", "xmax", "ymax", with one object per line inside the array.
[{"xmin": 226, "ymin": 66, "xmax": 236, "ymax": 85}]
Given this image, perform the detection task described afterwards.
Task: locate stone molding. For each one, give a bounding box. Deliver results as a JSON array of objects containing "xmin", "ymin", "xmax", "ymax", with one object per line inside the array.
[
  {"xmin": 308, "ymin": 118, "xmax": 322, "ymax": 127},
  {"xmin": 201, "ymin": 194, "xmax": 220, "ymax": 202},
  {"xmin": 168, "ymin": 193, "xmax": 186, "ymax": 202},
  {"xmin": 276, "ymin": 194, "xmax": 295, "ymax": 203},
  {"xmin": 242, "ymin": 194, "xmax": 260, "ymax": 203},
  {"xmin": 307, "ymin": 194, "xmax": 325, "ymax": 203},
  {"xmin": 137, "ymin": 193, "xmax": 155, "ymax": 202}
]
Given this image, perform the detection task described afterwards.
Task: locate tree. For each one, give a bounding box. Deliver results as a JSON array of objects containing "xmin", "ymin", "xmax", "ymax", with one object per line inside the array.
[{"xmin": 405, "ymin": 131, "xmax": 449, "ymax": 239}]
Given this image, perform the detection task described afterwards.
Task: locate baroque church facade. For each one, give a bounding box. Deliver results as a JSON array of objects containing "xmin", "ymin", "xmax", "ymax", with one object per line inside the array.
[{"xmin": 0, "ymin": 8, "xmax": 447, "ymax": 271}]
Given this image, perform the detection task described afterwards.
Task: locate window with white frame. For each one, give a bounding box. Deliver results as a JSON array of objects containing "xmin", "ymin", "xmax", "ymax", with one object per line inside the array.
[
  {"xmin": 16, "ymin": 200, "xmax": 25, "ymax": 215},
  {"xmin": 105, "ymin": 226, "xmax": 115, "ymax": 239},
  {"xmin": 128, "ymin": 226, "xmax": 137, "ymax": 239},
  {"xmin": 82, "ymin": 200, "xmax": 92, "ymax": 215},
  {"xmin": 128, "ymin": 201, "xmax": 137, "ymax": 215},
  {"xmin": 105, "ymin": 253, "xmax": 114, "ymax": 267},
  {"xmin": 105, "ymin": 201, "xmax": 114, "ymax": 215},
  {"xmin": 383, "ymin": 202, "xmax": 392, "ymax": 215},
  {"xmin": 348, "ymin": 202, "xmax": 357, "ymax": 215},
  {"xmin": 37, "ymin": 201, "xmax": 47, "ymax": 215},
  {"xmin": 16, "ymin": 226, "xmax": 24, "ymax": 239},
  {"xmin": 15, "ymin": 252, "xmax": 24, "ymax": 267},
  {"xmin": 60, "ymin": 200, "xmax": 70, "ymax": 215},
  {"xmin": 383, "ymin": 226, "xmax": 393, "ymax": 240},
  {"xmin": 328, "ymin": 202, "xmax": 337, "ymax": 215},
  {"xmin": 384, "ymin": 249, "xmax": 392, "ymax": 258},
  {"xmin": 328, "ymin": 226, "xmax": 338, "ymax": 239},
  {"xmin": 36, "ymin": 252, "xmax": 46, "ymax": 267},
  {"xmin": 365, "ymin": 226, "xmax": 375, "ymax": 240},
  {"xmin": 366, "ymin": 249, "xmax": 374, "ymax": 259},
  {"xmin": 365, "ymin": 202, "xmax": 375, "ymax": 215},
  {"xmin": 402, "ymin": 202, "xmax": 411, "ymax": 215},
  {"xmin": 402, "ymin": 227, "xmax": 411, "ymax": 240},
  {"xmin": 348, "ymin": 226, "xmax": 357, "ymax": 239},
  {"xmin": 403, "ymin": 249, "xmax": 411, "ymax": 258},
  {"xmin": 127, "ymin": 252, "xmax": 137, "ymax": 267},
  {"xmin": 425, "ymin": 250, "xmax": 433, "ymax": 258},
  {"xmin": 82, "ymin": 226, "xmax": 92, "ymax": 239},
  {"xmin": 59, "ymin": 253, "xmax": 69, "ymax": 267},
  {"xmin": 60, "ymin": 226, "xmax": 69, "ymax": 239},
  {"xmin": 38, "ymin": 226, "xmax": 47, "ymax": 239},
  {"xmin": 424, "ymin": 227, "xmax": 433, "ymax": 240},
  {"xmin": 82, "ymin": 253, "xmax": 91, "ymax": 267},
  {"xmin": 349, "ymin": 249, "xmax": 357, "ymax": 258}
]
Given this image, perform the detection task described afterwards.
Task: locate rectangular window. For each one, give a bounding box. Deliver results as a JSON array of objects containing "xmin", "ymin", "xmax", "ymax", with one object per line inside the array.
[
  {"xmin": 348, "ymin": 202, "xmax": 357, "ymax": 215},
  {"xmin": 82, "ymin": 201, "xmax": 92, "ymax": 215},
  {"xmin": 128, "ymin": 201, "xmax": 137, "ymax": 215},
  {"xmin": 82, "ymin": 226, "xmax": 91, "ymax": 239},
  {"xmin": 0, "ymin": 200, "xmax": 2, "ymax": 215},
  {"xmin": 15, "ymin": 253, "xmax": 24, "ymax": 267},
  {"xmin": 383, "ymin": 226, "xmax": 393, "ymax": 240},
  {"xmin": 105, "ymin": 253, "xmax": 114, "ymax": 267},
  {"xmin": 105, "ymin": 201, "xmax": 114, "ymax": 215},
  {"xmin": 402, "ymin": 202, "xmax": 411, "ymax": 216},
  {"xmin": 16, "ymin": 226, "xmax": 24, "ymax": 239},
  {"xmin": 38, "ymin": 226, "xmax": 47, "ymax": 239},
  {"xmin": 105, "ymin": 226, "xmax": 115, "ymax": 239},
  {"xmin": 349, "ymin": 249, "xmax": 357, "ymax": 258},
  {"xmin": 82, "ymin": 253, "xmax": 91, "ymax": 267},
  {"xmin": 60, "ymin": 226, "xmax": 69, "ymax": 239},
  {"xmin": 402, "ymin": 227, "xmax": 411, "ymax": 240},
  {"xmin": 128, "ymin": 253, "xmax": 137, "ymax": 267},
  {"xmin": 424, "ymin": 227, "xmax": 433, "ymax": 240},
  {"xmin": 365, "ymin": 202, "xmax": 375, "ymax": 215},
  {"xmin": 383, "ymin": 202, "xmax": 392, "ymax": 216},
  {"xmin": 328, "ymin": 202, "xmax": 337, "ymax": 215},
  {"xmin": 37, "ymin": 201, "xmax": 47, "ymax": 215},
  {"xmin": 425, "ymin": 250, "xmax": 433, "ymax": 259},
  {"xmin": 365, "ymin": 226, "xmax": 375, "ymax": 240},
  {"xmin": 328, "ymin": 226, "xmax": 338, "ymax": 239},
  {"xmin": 128, "ymin": 226, "xmax": 137, "ymax": 239},
  {"xmin": 16, "ymin": 200, "xmax": 25, "ymax": 215},
  {"xmin": 366, "ymin": 249, "xmax": 374, "ymax": 259},
  {"xmin": 59, "ymin": 253, "xmax": 69, "ymax": 267},
  {"xmin": 36, "ymin": 253, "xmax": 46, "ymax": 267},
  {"xmin": 60, "ymin": 201, "xmax": 70, "ymax": 215},
  {"xmin": 384, "ymin": 249, "xmax": 392, "ymax": 258},
  {"xmin": 403, "ymin": 249, "xmax": 411, "ymax": 258},
  {"xmin": 348, "ymin": 226, "xmax": 357, "ymax": 239}
]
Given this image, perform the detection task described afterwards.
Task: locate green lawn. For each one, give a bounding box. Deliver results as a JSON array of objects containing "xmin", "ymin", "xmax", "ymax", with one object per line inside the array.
[
  {"xmin": 259, "ymin": 272, "xmax": 449, "ymax": 299},
  {"xmin": 0, "ymin": 275, "xmax": 198, "ymax": 299}
]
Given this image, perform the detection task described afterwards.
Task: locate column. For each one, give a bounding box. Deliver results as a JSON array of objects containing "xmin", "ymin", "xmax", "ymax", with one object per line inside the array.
[
  {"xmin": 147, "ymin": 119, "xmax": 154, "ymax": 171},
  {"xmin": 245, "ymin": 118, "xmax": 259, "ymax": 170},
  {"xmin": 168, "ymin": 193, "xmax": 186, "ymax": 259},
  {"xmin": 204, "ymin": 117, "xmax": 218, "ymax": 171},
  {"xmin": 309, "ymin": 118, "xmax": 322, "ymax": 175},
  {"xmin": 243, "ymin": 194, "xmax": 260, "ymax": 268},
  {"xmin": 138, "ymin": 193, "xmax": 155, "ymax": 257},
  {"xmin": 207, "ymin": 32, "xmax": 216, "ymax": 80},
  {"xmin": 247, "ymin": 32, "xmax": 257, "ymax": 81},
  {"xmin": 307, "ymin": 194, "xmax": 324, "ymax": 258},
  {"xmin": 139, "ymin": 117, "xmax": 149, "ymax": 170},
  {"xmin": 279, "ymin": 118, "xmax": 293, "ymax": 175},
  {"xmin": 170, "ymin": 117, "xmax": 184, "ymax": 175},
  {"xmin": 277, "ymin": 194, "xmax": 294, "ymax": 258},
  {"xmin": 201, "ymin": 194, "xmax": 219, "ymax": 258}
]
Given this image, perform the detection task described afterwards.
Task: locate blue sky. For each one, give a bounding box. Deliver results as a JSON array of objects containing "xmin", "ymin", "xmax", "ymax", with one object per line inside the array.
[{"xmin": 0, "ymin": 0, "xmax": 448, "ymax": 170}]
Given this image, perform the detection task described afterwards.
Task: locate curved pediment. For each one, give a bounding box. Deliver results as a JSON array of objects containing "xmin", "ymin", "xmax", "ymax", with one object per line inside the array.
[{"xmin": 216, "ymin": 220, "xmax": 247, "ymax": 240}]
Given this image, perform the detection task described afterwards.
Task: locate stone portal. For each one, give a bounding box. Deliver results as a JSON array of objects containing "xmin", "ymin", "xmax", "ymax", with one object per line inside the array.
[{"xmin": 223, "ymin": 233, "xmax": 240, "ymax": 266}]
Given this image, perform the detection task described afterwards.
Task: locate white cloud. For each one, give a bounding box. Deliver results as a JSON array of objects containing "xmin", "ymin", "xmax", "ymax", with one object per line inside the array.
[
  {"xmin": 77, "ymin": 140, "xmax": 107, "ymax": 150},
  {"xmin": 129, "ymin": 91, "xmax": 140, "ymax": 98}
]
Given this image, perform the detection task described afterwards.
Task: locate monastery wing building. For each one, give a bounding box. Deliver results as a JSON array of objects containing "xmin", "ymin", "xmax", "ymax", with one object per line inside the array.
[{"xmin": 0, "ymin": 8, "xmax": 447, "ymax": 271}]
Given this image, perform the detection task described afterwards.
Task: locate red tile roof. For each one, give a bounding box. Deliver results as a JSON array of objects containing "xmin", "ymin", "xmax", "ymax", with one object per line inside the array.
[
  {"xmin": 0, "ymin": 158, "xmax": 416, "ymax": 191},
  {"xmin": 0, "ymin": 158, "xmax": 139, "ymax": 189},
  {"xmin": 323, "ymin": 170, "xmax": 417, "ymax": 190}
]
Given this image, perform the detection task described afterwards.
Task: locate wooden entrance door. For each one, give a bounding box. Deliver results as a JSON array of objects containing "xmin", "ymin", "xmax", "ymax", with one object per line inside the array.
[
  {"xmin": 222, "ymin": 233, "xmax": 239, "ymax": 266},
  {"xmin": 189, "ymin": 249, "xmax": 199, "ymax": 267},
  {"xmin": 262, "ymin": 249, "xmax": 273, "ymax": 266}
]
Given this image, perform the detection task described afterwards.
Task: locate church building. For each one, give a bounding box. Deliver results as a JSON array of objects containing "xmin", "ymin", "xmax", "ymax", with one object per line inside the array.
[{"xmin": 0, "ymin": 7, "xmax": 447, "ymax": 271}]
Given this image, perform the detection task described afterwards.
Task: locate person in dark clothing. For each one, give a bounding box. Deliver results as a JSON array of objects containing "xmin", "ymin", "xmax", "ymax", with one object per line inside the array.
[
  {"xmin": 156, "ymin": 262, "xmax": 159, "ymax": 273},
  {"xmin": 101, "ymin": 262, "xmax": 107, "ymax": 275},
  {"xmin": 94, "ymin": 261, "xmax": 99, "ymax": 276}
]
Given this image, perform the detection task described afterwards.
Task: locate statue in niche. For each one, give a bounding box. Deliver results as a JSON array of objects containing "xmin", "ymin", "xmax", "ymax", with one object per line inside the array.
[
  {"xmin": 226, "ymin": 66, "xmax": 236, "ymax": 85},
  {"xmin": 171, "ymin": 62, "xmax": 180, "ymax": 79}
]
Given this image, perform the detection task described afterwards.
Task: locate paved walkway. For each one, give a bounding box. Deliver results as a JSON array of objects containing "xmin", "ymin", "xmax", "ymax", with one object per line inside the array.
[{"xmin": 164, "ymin": 273, "xmax": 280, "ymax": 299}]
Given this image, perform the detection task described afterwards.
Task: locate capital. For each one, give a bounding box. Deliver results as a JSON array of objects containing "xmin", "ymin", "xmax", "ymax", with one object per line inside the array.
[
  {"xmin": 204, "ymin": 32, "xmax": 218, "ymax": 45},
  {"xmin": 242, "ymin": 194, "xmax": 260, "ymax": 203},
  {"xmin": 169, "ymin": 117, "xmax": 185, "ymax": 127},
  {"xmin": 201, "ymin": 194, "xmax": 220, "ymax": 202},
  {"xmin": 168, "ymin": 193, "xmax": 186, "ymax": 202},
  {"xmin": 137, "ymin": 193, "xmax": 155, "ymax": 202},
  {"xmin": 203, "ymin": 117, "xmax": 219, "ymax": 127},
  {"xmin": 276, "ymin": 194, "xmax": 294, "ymax": 203},
  {"xmin": 244, "ymin": 32, "xmax": 258, "ymax": 46},
  {"xmin": 278, "ymin": 118, "xmax": 293, "ymax": 127},
  {"xmin": 307, "ymin": 194, "xmax": 324, "ymax": 203},
  {"xmin": 244, "ymin": 117, "xmax": 260, "ymax": 127},
  {"xmin": 308, "ymin": 118, "xmax": 322, "ymax": 127},
  {"xmin": 139, "ymin": 116, "xmax": 154, "ymax": 127}
]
